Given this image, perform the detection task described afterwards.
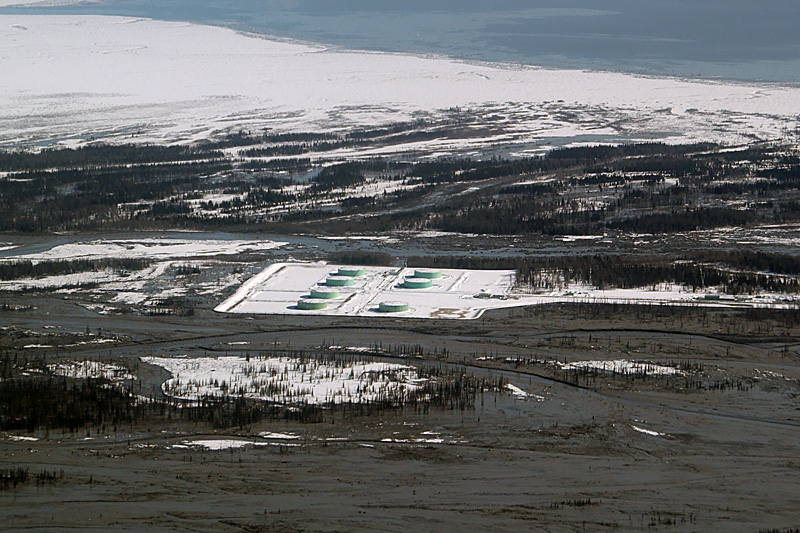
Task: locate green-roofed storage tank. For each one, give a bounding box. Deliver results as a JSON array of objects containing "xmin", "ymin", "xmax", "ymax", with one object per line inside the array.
[
  {"xmin": 310, "ymin": 288, "xmax": 340, "ymax": 299},
  {"xmin": 379, "ymin": 301, "xmax": 409, "ymax": 313},
  {"xmin": 297, "ymin": 299, "xmax": 328, "ymax": 310},
  {"xmin": 337, "ymin": 267, "xmax": 366, "ymax": 277},
  {"xmin": 325, "ymin": 276, "xmax": 356, "ymax": 287},
  {"xmin": 403, "ymin": 277, "xmax": 433, "ymax": 289},
  {"xmin": 413, "ymin": 269, "xmax": 443, "ymax": 279}
]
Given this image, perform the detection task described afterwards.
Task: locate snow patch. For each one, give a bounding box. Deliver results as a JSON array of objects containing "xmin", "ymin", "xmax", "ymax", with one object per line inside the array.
[
  {"xmin": 557, "ymin": 359, "xmax": 682, "ymax": 376},
  {"xmin": 506, "ymin": 383, "xmax": 546, "ymax": 401},
  {"xmin": 175, "ymin": 439, "xmax": 252, "ymax": 450},
  {"xmin": 7, "ymin": 237, "xmax": 286, "ymax": 262},
  {"xmin": 6, "ymin": 434, "xmax": 39, "ymax": 442},
  {"xmin": 631, "ymin": 425, "xmax": 666, "ymax": 437},
  {"xmin": 259, "ymin": 432, "xmax": 301, "ymax": 440},
  {"xmin": 142, "ymin": 355, "xmax": 422, "ymax": 405}
]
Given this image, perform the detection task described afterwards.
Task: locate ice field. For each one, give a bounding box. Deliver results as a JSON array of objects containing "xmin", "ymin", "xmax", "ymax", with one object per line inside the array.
[{"xmin": 3, "ymin": 15, "xmax": 800, "ymax": 149}]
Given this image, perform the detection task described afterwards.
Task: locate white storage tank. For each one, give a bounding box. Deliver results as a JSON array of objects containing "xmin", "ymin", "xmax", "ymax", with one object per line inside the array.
[{"xmin": 379, "ymin": 301, "xmax": 410, "ymax": 313}]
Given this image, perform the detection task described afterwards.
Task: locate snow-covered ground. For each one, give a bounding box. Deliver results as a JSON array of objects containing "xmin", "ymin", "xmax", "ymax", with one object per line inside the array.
[
  {"xmin": 5, "ymin": 237, "xmax": 286, "ymax": 262},
  {"xmin": 0, "ymin": 243, "xmax": 275, "ymax": 308},
  {"xmin": 170, "ymin": 438, "xmax": 302, "ymax": 450},
  {"xmin": 48, "ymin": 360, "xmax": 136, "ymax": 382},
  {"xmin": 2, "ymin": 15, "xmax": 799, "ymax": 149},
  {"xmin": 555, "ymin": 359, "xmax": 683, "ymax": 376},
  {"xmin": 505, "ymin": 383, "xmax": 545, "ymax": 401},
  {"xmin": 631, "ymin": 425, "xmax": 667, "ymax": 437},
  {"xmin": 141, "ymin": 355, "xmax": 423, "ymax": 406}
]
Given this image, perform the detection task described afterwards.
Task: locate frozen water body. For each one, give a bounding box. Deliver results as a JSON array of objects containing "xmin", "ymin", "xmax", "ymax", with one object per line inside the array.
[{"xmin": 2, "ymin": 15, "xmax": 799, "ymax": 149}]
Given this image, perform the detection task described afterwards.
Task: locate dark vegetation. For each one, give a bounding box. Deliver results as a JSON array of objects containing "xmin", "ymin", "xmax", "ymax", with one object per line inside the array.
[
  {"xmin": 3, "ymin": 131, "xmax": 800, "ymax": 295},
  {"xmin": 0, "ymin": 468, "xmax": 64, "ymax": 491},
  {"xmin": 0, "ymin": 135, "xmax": 726, "ymax": 232},
  {"xmin": 2, "ymin": 132, "xmax": 796, "ymax": 237},
  {"xmin": 0, "ymin": 351, "xmax": 500, "ymax": 433},
  {"xmin": 0, "ymin": 258, "xmax": 150, "ymax": 281},
  {"xmin": 328, "ymin": 250, "xmax": 395, "ymax": 266},
  {"xmin": 406, "ymin": 250, "xmax": 800, "ymax": 295}
]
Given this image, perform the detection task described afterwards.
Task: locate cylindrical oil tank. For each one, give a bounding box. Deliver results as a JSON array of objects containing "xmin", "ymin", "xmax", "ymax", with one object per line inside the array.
[
  {"xmin": 379, "ymin": 301, "xmax": 410, "ymax": 313},
  {"xmin": 310, "ymin": 288, "xmax": 340, "ymax": 299},
  {"xmin": 403, "ymin": 277, "xmax": 433, "ymax": 289},
  {"xmin": 297, "ymin": 299, "xmax": 328, "ymax": 310},
  {"xmin": 413, "ymin": 269, "xmax": 443, "ymax": 279},
  {"xmin": 325, "ymin": 276, "xmax": 356, "ymax": 287},
  {"xmin": 337, "ymin": 266, "xmax": 366, "ymax": 277}
]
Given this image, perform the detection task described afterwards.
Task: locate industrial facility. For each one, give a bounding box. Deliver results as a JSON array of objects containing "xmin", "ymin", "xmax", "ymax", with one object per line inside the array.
[{"xmin": 215, "ymin": 262, "xmax": 520, "ymax": 319}]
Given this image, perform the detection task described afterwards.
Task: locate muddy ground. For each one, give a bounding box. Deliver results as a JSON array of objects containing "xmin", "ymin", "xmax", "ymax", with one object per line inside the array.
[{"xmin": 2, "ymin": 291, "xmax": 800, "ymax": 532}]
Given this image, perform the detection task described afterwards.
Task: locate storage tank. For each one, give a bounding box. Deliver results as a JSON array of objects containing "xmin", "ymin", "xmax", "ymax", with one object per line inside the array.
[
  {"xmin": 413, "ymin": 269, "xmax": 443, "ymax": 279},
  {"xmin": 325, "ymin": 276, "xmax": 356, "ymax": 287},
  {"xmin": 310, "ymin": 288, "xmax": 340, "ymax": 299},
  {"xmin": 379, "ymin": 301, "xmax": 410, "ymax": 313},
  {"xmin": 337, "ymin": 266, "xmax": 366, "ymax": 277},
  {"xmin": 297, "ymin": 299, "xmax": 328, "ymax": 310},
  {"xmin": 403, "ymin": 277, "xmax": 433, "ymax": 289}
]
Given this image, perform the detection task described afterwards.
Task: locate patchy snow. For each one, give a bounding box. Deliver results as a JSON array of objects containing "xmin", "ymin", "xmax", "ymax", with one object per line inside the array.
[
  {"xmin": 110, "ymin": 291, "xmax": 148, "ymax": 305},
  {"xmin": 48, "ymin": 360, "xmax": 136, "ymax": 382},
  {"xmin": 2, "ymin": 15, "xmax": 799, "ymax": 149},
  {"xmin": 405, "ymin": 230, "xmax": 483, "ymax": 239},
  {"xmin": 557, "ymin": 359, "xmax": 682, "ymax": 376},
  {"xmin": 6, "ymin": 434, "xmax": 39, "ymax": 442},
  {"xmin": 319, "ymin": 236, "xmax": 399, "ymax": 242},
  {"xmin": 631, "ymin": 425, "xmax": 666, "ymax": 437},
  {"xmin": 175, "ymin": 439, "xmax": 252, "ymax": 450},
  {"xmin": 506, "ymin": 383, "xmax": 545, "ymax": 401},
  {"xmin": 259, "ymin": 432, "xmax": 301, "ymax": 440},
  {"xmin": 0, "ymin": 241, "xmax": 282, "ymax": 301},
  {"xmin": 6, "ymin": 237, "xmax": 286, "ymax": 262},
  {"xmin": 380, "ymin": 436, "xmax": 467, "ymax": 445},
  {"xmin": 326, "ymin": 346, "xmax": 386, "ymax": 354},
  {"xmin": 556, "ymin": 235, "xmax": 604, "ymax": 242},
  {"xmin": 141, "ymin": 354, "xmax": 422, "ymax": 405},
  {"xmin": 63, "ymin": 337, "xmax": 118, "ymax": 346},
  {"xmin": 0, "ymin": 258, "xmax": 206, "ymax": 299}
]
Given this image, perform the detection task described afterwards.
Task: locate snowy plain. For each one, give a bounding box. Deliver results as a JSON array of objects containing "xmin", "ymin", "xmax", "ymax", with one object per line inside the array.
[{"xmin": 2, "ymin": 15, "xmax": 800, "ymax": 149}]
